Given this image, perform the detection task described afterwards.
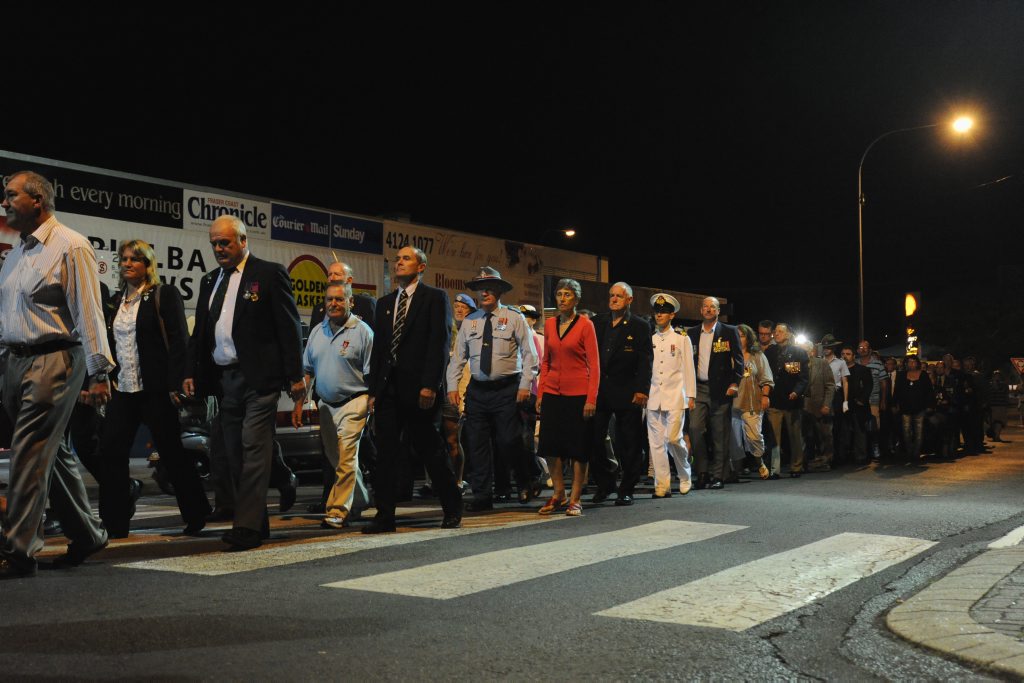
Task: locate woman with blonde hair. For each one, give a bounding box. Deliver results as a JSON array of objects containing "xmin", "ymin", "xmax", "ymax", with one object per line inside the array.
[{"xmin": 98, "ymin": 239, "xmax": 210, "ymax": 537}]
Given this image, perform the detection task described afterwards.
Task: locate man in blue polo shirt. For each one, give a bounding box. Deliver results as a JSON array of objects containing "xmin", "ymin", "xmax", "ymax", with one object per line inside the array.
[{"xmin": 293, "ymin": 282, "xmax": 373, "ymax": 529}]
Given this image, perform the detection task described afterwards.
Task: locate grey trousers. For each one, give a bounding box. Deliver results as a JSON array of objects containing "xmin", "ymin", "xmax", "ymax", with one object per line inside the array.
[
  {"xmin": 690, "ymin": 383, "xmax": 732, "ymax": 480},
  {"xmin": 217, "ymin": 368, "xmax": 279, "ymax": 532},
  {"xmin": 1, "ymin": 346, "xmax": 106, "ymax": 562}
]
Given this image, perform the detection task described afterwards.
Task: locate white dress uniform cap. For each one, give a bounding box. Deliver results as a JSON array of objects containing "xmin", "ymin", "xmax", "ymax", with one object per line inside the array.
[{"xmin": 650, "ymin": 292, "xmax": 680, "ymax": 313}]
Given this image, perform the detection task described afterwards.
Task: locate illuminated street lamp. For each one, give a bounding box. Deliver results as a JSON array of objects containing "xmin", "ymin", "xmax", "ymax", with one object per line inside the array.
[{"xmin": 856, "ymin": 115, "xmax": 974, "ymax": 340}]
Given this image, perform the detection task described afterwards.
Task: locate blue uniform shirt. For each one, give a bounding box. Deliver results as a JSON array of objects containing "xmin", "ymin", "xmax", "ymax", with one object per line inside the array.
[
  {"xmin": 303, "ymin": 314, "xmax": 373, "ymax": 402},
  {"xmin": 447, "ymin": 304, "xmax": 537, "ymax": 391}
]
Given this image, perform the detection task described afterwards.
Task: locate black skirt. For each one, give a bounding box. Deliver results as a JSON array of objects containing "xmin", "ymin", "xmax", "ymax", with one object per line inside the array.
[{"xmin": 538, "ymin": 394, "xmax": 590, "ymax": 462}]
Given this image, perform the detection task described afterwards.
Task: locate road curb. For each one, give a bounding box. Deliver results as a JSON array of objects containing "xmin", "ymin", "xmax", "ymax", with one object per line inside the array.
[{"xmin": 888, "ymin": 545, "xmax": 1024, "ymax": 677}]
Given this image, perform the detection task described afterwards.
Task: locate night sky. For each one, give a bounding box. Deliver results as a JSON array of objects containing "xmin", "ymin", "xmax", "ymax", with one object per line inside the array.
[{"xmin": 10, "ymin": 3, "xmax": 1024, "ymax": 362}]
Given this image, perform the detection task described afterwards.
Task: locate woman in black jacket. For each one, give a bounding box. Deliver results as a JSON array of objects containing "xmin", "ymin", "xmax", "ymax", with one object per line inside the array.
[{"xmin": 99, "ymin": 240, "xmax": 211, "ymax": 537}]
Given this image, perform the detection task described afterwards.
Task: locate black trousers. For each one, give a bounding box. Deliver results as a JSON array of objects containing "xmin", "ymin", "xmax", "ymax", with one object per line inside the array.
[
  {"xmin": 463, "ymin": 379, "xmax": 529, "ymax": 502},
  {"xmin": 99, "ymin": 389, "xmax": 210, "ymax": 534},
  {"xmin": 591, "ymin": 405, "xmax": 645, "ymax": 496},
  {"xmin": 373, "ymin": 380, "xmax": 459, "ymax": 521}
]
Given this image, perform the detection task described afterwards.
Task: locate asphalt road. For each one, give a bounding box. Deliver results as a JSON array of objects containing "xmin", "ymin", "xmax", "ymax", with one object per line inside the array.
[{"xmin": 4, "ymin": 429, "xmax": 1024, "ymax": 681}]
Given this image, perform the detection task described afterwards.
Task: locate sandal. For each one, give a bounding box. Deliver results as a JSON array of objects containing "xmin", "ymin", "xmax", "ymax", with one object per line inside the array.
[
  {"xmin": 565, "ymin": 502, "xmax": 583, "ymax": 517},
  {"xmin": 538, "ymin": 496, "xmax": 566, "ymax": 515}
]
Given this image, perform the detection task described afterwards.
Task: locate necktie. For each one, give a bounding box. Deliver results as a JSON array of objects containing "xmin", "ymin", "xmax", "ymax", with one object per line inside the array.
[
  {"xmin": 481, "ymin": 312, "xmax": 493, "ymax": 376},
  {"xmin": 391, "ymin": 289, "xmax": 409, "ymax": 362},
  {"xmin": 208, "ymin": 267, "xmax": 236, "ymax": 322}
]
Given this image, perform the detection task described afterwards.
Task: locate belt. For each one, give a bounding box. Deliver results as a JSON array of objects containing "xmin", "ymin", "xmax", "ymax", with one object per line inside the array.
[
  {"xmin": 470, "ymin": 374, "xmax": 521, "ymax": 390},
  {"xmin": 321, "ymin": 390, "xmax": 368, "ymax": 408},
  {"xmin": 3, "ymin": 339, "xmax": 80, "ymax": 357},
  {"xmin": 697, "ymin": 379, "xmax": 709, "ymax": 385}
]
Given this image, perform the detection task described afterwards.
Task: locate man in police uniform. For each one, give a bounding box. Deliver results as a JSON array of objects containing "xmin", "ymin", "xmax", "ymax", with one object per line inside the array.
[
  {"xmin": 647, "ymin": 294, "xmax": 696, "ymax": 497},
  {"xmin": 447, "ymin": 266, "xmax": 539, "ymax": 511}
]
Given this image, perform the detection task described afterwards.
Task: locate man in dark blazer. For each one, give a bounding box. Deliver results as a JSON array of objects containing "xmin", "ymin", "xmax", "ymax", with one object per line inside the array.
[
  {"xmin": 590, "ymin": 282, "xmax": 653, "ymax": 506},
  {"xmin": 184, "ymin": 215, "xmax": 305, "ymax": 550},
  {"xmin": 363, "ymin": 246, "xmax": 461, "ymax": 533},
  {"xmin": 686, "ymin": 296, "xmax": 744, "ymax": 489},
  {"xmin": 309, "ymin": 260, "xmax": 376, "ymax": 331}
]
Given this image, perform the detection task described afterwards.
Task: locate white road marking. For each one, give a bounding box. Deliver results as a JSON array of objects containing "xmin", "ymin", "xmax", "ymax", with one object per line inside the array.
[
  {"xmin": 117, "ymin": 516, "xmax": 564, "ymax": 576},
  {"xmin": 989, "ymin": 524, "xmax": 1024, "ymax": 549},
  {"xmin": 596, "ymin": 532, "xmax": 935, "ymax": 631},
  {"xmin": 324, "ymin": 520, "xmax": 746, "ymax": 599}
]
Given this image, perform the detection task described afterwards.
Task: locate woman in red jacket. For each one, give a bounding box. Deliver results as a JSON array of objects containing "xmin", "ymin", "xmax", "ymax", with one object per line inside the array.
[{"xmin": 536, "ymin": 278, "xmax": 600, "ymax": 516}]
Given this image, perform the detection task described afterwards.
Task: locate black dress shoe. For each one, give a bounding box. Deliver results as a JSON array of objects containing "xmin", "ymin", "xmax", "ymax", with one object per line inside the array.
[
  {"xmin": 43, "ymin": 517, "xmax": 64, "ymax": 537},
  {"xmin": 693, "ymin": 474, "xmax": 709, "ymax": 490},
  {"xmin": 128, "ymin": 478, "xmax": 143, "ymax": 519},
  {"xmin": 769, "ymin": 473, "xmax": 781, "ymax": 480},
  {"xmin": 361, "ymin": 518, "xmax": 397, "ymax": 534},
  {"xmin": 465, "ymin": 500, "xmax": 493, "ymax": 512},
  {"xmin": 591, "ymin": 483, "xmax": 614, "ymax": 504},
  {"xmin": 614, "ymin": 495, "xmax": 634, "ymax": 506},
  {"xmin": 0, "ymin": 555, "xmax": 36, "ymax": 580},
  {"xmin": 708, "ymin": 479, "xmax": 725, "ymax": 490},
  {"xmin": 222, "ymin": 527, "xmax": 262, "ymax": 550},
  {"xmin": 207, "ymin": 507, "xmax": 234, "ymax": 522},
  {"xmin": 182, "ymin": 520, "xmax": 206, "ymax": 536},
  {"xmin": 494, "ymin": 490, "xmax": 512, "ymax": 503},
  {"xmin": 52, "ymin": 537, "xmax": 109, "ymax": 568},
  {"xmin": 278, "ymin": 473, "xmax": 298, "ymax": 513},
  {"xmin": 724, "ymin": 473, "xmax": 740, "ymax": 484},
  {"xmin": 441, "ymin": 514, "xmax": 462, "ymax": 529},
  {"xmin": 789, "ymin": 472, "xmax": 802, "ymax": 478},
  {"xmin": 306, "ymin": 501, "xmax": 327, "ymax": 514}
]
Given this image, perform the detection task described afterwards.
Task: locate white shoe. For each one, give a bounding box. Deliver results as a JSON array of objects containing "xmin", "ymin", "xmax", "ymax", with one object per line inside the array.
[{"xmin": 679, "ymin": 479, "xmax": 692, "ymax": 495}]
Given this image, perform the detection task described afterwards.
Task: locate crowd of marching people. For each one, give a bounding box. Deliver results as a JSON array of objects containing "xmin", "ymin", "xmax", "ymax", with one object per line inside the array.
[{"xmin": 0, "ymin": 169, "xmax": 1015, "ymax": 579}]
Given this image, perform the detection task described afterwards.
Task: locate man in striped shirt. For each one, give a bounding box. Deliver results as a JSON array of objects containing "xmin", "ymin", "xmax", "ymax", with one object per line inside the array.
[{"xmin": 0, "ymin": 171, "xmax": 113, "ymax": 579}]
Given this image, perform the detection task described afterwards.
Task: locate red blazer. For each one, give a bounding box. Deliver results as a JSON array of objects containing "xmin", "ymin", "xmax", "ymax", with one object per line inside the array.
[{"xmin": 539, "ymin": 314, "xmax": 600, "ymax": 404}]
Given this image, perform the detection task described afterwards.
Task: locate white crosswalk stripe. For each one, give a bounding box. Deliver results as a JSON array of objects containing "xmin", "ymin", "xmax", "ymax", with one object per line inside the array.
[
  {"xmin": 324, "ymin": 520, "xmax": 746, "ymax": 599},
  {"xmin": 595, "ymin": 531, "xmax": 935, "ymax": 631},
  {"xmin": 117, "ymin": 516, "xmax": 566, "ymax": 576}
]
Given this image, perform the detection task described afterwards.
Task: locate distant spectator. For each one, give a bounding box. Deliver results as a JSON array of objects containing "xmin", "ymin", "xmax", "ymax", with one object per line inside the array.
[{"xmin": 892, "ymin": 354, "xmax": 933, "ymax": 467}]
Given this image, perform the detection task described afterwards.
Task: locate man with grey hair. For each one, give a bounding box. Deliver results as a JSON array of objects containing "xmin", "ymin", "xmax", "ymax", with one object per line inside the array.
[
  {"xmin": 0, "ymin": 171, "xmax": 112, "ymax": 578},
  {"xmin": 184, "ymin": 215, "xmax": 306, "ymax": 550},
  {"xmin": 686, "ymin": 296, "xmax": 743, "ymax": 489},
  {"xmin": 309, "ymin": 260, "xmax": 376, "ymax": 331},
  {"xmin": 589, "ymin": 281, "xmax": 653, "ymax": 505}
]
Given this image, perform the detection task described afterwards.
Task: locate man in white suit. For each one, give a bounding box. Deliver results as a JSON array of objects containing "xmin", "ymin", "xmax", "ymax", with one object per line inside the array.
[{"xmin": 646, "ymin": 294, "xmax": 696, "ymax": 497}]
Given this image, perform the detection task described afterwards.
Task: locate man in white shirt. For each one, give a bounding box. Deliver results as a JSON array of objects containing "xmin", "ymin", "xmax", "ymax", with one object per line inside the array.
[{"xmin": 647, "ymin": 294, "xmax": 696, "ymax": 497}]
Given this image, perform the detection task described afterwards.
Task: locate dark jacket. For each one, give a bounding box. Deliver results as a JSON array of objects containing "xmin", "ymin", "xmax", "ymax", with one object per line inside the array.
[
  {"xmin": 686, "ymin": 321, "xmax": 744, "ymax": 402},
  {"xmin": 847, "ymin": 362, "xmax": 873, "ymax": 407},
  {"xmin": 185, "ymin": 254, "xmax": 304, "ymax": 397},
  {"xmin": 108, "ymin": 284, "xmax": 189, "ymax": 393},
  {"xmin": 591, "ymin": 311, "xmax": 653, "ymax": 411},
  {"xmin": 369, "ymin": 281, "xmax": 452, "ymax": 400},
  {"xmin": 770, "ymin": 343, "xmax": 810, "ymax": 410}
]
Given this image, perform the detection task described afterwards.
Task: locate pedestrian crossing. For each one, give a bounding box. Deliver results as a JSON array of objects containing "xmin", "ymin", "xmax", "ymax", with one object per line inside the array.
[
  {"xmin": 110, "ymin": 511, "xmax": 938, "ymax": 632},
  {"xmin": 324, "ymin": 520, "xmax": 746, "ymax": 598},
  {"xmin": 596, "ymin": 532, "xmax": 935, "ymax": 631}
]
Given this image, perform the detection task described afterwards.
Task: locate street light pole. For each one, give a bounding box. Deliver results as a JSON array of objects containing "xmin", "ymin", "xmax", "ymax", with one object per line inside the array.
[{"xmin": 856, "ymin": 124, "xmax": 938, "ymax": 342}]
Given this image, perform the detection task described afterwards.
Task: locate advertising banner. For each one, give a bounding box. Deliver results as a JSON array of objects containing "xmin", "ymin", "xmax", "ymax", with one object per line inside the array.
[{"xmin": 0, "ymin": 162, "xmax": 183, "ymax": 229}]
